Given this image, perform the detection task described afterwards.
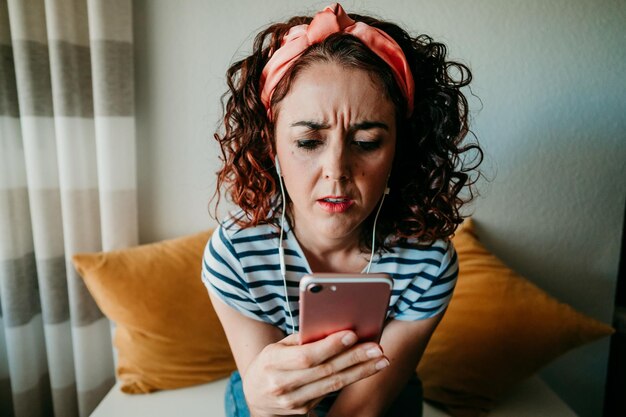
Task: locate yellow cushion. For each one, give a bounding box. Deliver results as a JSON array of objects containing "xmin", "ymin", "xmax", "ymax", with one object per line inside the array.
[
  {"xmin": 72, "ymin": 230, "xmax": 236, "ymax": 394},
  {"xmin": 417, "ymin": 219, "xmax": 614, "ymax": 416}
]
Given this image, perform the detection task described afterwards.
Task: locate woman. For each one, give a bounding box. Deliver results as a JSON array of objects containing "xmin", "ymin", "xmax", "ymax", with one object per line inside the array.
[{"xmin": 203, "ymin": 4, "xmax": 481, "ymax": 416}]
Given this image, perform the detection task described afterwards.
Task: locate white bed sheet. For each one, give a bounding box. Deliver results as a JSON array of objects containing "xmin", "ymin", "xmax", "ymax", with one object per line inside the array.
[{"xmin": 91, "ymin": 375, "xmax": 577, "ymax": 417}]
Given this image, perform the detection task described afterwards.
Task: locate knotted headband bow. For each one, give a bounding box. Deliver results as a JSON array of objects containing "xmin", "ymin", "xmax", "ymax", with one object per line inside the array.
[{"xmin": 260, "ymin": 3, "xmax": 415, "ymax": 117}]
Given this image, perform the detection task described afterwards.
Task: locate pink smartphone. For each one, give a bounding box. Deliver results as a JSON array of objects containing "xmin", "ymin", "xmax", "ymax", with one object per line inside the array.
[{"xmin": 298, "ymin": 273, "xmax": 393, "ymax": 344}]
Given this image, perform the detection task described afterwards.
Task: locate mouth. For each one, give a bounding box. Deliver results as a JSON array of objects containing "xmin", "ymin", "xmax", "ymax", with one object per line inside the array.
[{"xmin": 317, "ymin": 196, "xmax": 355, "ymax": 213}]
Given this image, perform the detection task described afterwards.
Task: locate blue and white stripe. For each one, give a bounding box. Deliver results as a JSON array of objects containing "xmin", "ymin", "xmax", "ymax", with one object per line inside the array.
[{"xmin": 202, "ymin": 211, "xmax": 458, "ymax": 334}]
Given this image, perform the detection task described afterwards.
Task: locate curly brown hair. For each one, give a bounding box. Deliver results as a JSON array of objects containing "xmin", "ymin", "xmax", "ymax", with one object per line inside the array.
[{"xmin": 213, "ymin": 10, "xmax": 482, "ymax": 250}]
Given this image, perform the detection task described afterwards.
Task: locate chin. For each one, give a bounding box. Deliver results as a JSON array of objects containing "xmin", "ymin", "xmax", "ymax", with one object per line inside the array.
[{"xmin": 316, "ymin": 219, "xmax": 361, "ymax": 240}]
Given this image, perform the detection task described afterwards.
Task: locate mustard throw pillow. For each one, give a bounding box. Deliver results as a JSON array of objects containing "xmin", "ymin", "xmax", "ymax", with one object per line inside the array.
[
  {"xmin": 418, "ymin": 219, "xmax": 614, "ymax": 417},
  {"xmin": 73, "ymin": 230, "xmax": 236, "ymax": 394}
]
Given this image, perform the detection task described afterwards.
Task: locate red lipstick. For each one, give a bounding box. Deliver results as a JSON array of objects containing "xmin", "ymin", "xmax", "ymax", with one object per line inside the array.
[{"xmin": 317, "ymin": 196, "xmax": 354, "ymax": 213}]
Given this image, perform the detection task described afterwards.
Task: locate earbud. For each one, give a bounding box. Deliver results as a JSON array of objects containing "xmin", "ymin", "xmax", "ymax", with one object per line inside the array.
[
  {"xmin": 275, "ymin": 155, "xmax": 282, "ymax": 176},
  {"xmin": 385, "ymin": 173, "xmax": 391, "ymax": 195}
]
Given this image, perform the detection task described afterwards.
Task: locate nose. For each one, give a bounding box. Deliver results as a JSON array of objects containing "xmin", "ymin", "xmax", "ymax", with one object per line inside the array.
[{"xmin": 323, "ymin": 140, "xmax": 351, "ymax": 182}]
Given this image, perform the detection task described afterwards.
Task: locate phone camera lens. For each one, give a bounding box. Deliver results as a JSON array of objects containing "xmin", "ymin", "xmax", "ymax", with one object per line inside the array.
[{"xmin": 308, "ymin": 284, "xmax": 323, "ymax": 293}]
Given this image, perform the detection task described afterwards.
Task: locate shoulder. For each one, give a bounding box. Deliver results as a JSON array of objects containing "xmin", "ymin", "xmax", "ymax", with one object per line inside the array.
[
  {"xmin": 385, "ymin": 238, "xmax": 454, "ymax": 268},
  {"xmin": 207, "ymin": 209, "xmax": 280, "ymax": 259},
  {"xmin": 203, "ymin": 208, "xmax": 280, "ymax": 286},
  {"xmin": 386, "ymin": 239, "xmax": 458, "ymax": 321},
  {"xmin": 219, "ymin": 209, "xmax": 279, "ymax": 243}
]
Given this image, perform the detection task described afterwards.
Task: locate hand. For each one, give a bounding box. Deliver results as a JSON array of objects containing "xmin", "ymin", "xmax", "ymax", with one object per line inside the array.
[{"xmin": 243, "ymin": 330, "xmax": 389, "ymax": 417}]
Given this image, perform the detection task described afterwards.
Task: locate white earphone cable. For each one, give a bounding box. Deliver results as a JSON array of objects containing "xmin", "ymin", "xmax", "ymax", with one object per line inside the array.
[
  {"xmin": 365, "ymin": 186, "xmax": 390, "ymax": 273},
  {"xmin": 276, "ymin": 159, "xmax": 296, "ymax": 334}
]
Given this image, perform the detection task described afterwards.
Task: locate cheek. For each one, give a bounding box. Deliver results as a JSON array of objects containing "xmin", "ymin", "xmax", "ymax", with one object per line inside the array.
[
  {"xmin": 281, "ymin": 157, "xmax": 316, "ymax": 197},
  {"xmin": 361, "ymin": 151, "xmax": 395, "ymax": 192}
]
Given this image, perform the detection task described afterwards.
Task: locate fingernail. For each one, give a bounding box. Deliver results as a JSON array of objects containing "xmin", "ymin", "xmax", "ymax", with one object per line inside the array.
[
  {"xmin": 375, "ymin": 358, "xmax": 390, "ymax": 370},
  {"xmin": 366, "ymin": 348, "xmax": 382, "ymax": 358},
  {"xmin": 341, "ymin": 332, "xmax": 357, "ymax": 346}
]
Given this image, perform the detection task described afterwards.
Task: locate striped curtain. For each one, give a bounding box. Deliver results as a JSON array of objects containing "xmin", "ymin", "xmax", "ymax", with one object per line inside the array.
[{"xmin": 0, "ymin": 0, "xmax": 136, "ymax": 416}]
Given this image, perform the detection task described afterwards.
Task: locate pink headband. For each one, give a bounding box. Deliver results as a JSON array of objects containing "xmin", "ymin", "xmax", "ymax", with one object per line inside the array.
[{"xmin": 260, "ymin": 3, "xmax": 415, "ymax": 117}]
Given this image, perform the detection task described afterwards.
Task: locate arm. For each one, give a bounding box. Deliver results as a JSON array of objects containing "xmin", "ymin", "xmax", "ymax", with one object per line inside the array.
[
  {"xmin": 209, "ymin": 291, "xmax": 284, "ymax": 375},
  {"xmin": 209, "ymin": 291, "xmax": 389, "ymax": 417},
  {"xmin": 327, "ymin": 312, "xmax": 444, "ymax": 417}
]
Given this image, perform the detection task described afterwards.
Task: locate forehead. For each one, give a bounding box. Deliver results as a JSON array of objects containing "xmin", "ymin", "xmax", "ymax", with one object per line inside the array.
[{"xmin": 274, "ymin": 62, "xmax": 396, "ymax": 125}]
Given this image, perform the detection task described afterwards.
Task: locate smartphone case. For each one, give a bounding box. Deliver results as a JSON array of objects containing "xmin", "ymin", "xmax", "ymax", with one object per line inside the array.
[{"xmin": 298, "ymin": 273, "xmax": 392, "ymax": 344}]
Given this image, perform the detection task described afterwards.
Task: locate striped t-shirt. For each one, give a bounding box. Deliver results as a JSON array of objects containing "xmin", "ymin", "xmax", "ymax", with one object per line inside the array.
[{"xmin": 202, "ymin": 211, "xmax": 458, "ymax": 334}]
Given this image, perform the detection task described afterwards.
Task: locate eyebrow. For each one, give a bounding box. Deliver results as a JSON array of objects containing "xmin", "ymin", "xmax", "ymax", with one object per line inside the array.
[
  {"xmin": 291, "ymin": 121, "xmax": 330, "ymax": 130},
  {"xmin": 290, "ymin": 120, "xmax": 389, "ymax": 132},
  {"xmin": 351, "ymin": 121, "xmax": 389, "ymax": 131}
]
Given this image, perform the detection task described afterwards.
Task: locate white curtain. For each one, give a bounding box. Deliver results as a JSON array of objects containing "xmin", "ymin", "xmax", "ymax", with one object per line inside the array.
[{"xmin": 0, "ymin": 0, "xmax": 136, "ymax": 415}]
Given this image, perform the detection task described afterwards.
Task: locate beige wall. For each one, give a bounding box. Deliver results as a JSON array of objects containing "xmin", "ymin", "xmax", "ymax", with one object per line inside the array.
[{"xmin": 133, "ymin": 1, "xmax": 626, "ymax": 416}]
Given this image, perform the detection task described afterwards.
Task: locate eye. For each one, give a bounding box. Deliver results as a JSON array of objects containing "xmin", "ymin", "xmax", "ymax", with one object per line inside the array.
[
  {"xmin": 296, "ymin": 139, "xmax": 322, "ymax": 150},
  {"xmin": 352, "ymin": 140, "xmax": 381, "ymax": 152}
]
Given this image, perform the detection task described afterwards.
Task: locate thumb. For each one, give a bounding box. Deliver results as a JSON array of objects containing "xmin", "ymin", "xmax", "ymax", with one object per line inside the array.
[{"xmin": 278, "ymin": 332, "xmax": 301, "ymax": 346}]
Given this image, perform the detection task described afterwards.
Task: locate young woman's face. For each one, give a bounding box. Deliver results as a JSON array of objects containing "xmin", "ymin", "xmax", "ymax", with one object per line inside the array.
[{"xmin": 274, "ymin": 62, "xmax": 396, "ymax": 245}]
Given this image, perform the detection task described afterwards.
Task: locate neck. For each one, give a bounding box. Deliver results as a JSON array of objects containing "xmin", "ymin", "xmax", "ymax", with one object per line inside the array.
[{"xmin": 292, "ymin": 224, "xmax": 368, "ymax": 273}]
